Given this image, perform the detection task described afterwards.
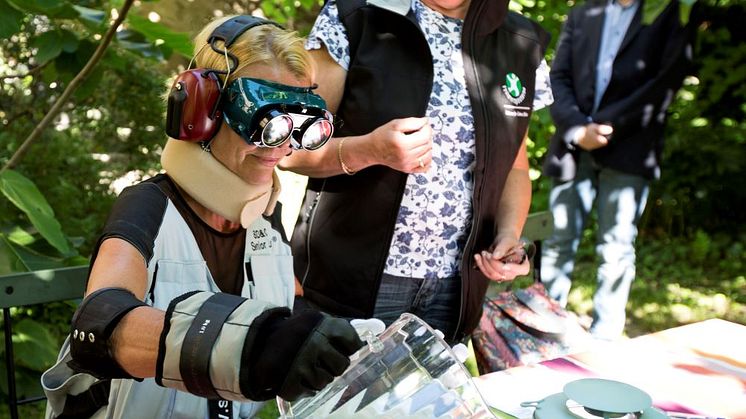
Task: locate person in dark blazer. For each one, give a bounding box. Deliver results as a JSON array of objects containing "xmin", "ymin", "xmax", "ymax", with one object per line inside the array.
[{"xmin": 541, "ymin": 0, "xmax": 695, "ymax": 339}]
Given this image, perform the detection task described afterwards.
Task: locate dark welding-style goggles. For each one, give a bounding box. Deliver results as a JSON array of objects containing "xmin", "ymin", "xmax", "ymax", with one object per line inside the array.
[{"xmin": 222, "ymin": 77, "xmax": 334, "ymax": 151}]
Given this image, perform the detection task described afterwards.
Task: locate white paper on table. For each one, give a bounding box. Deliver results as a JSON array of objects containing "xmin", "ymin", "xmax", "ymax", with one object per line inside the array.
[{"xmin": 474, "ymin": 365, "xmax": 581, "ymax": 418}]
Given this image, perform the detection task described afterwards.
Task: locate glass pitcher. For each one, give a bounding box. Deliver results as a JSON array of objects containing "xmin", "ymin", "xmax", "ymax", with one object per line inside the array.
[{"xmin": 277, "ymin": 313, "xmax": 495, "ymax": 418}]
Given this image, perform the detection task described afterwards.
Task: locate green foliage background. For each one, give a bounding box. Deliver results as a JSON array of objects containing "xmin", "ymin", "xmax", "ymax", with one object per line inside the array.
[{"xmin": 0, "ymin": 0, "xmax": 744, "ymax": 417}]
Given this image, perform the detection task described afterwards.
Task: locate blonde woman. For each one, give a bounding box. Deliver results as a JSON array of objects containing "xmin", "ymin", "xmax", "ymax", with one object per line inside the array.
[{"xmin": 42, "ymin": 15, "xmax": 361, "ymax": 419}]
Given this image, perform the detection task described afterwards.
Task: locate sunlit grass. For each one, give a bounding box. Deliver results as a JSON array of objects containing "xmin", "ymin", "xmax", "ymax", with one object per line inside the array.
[{"xmin": 565, "ymin": 235, "xmax": 746, "ymax": 338}]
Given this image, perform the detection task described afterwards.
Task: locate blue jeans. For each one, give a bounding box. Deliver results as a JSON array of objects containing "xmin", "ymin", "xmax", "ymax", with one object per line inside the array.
[
  {"xmin": 373, "ymin": 273, "xmax": 461, "ymax": 343},
  {"xmin": 541, "ymin": 152, "xmax": 649, "ymax": 340}
]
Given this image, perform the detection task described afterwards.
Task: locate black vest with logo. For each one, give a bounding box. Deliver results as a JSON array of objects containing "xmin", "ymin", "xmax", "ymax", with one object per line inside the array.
[{"xmin": 292, "ymin": 0, "xmax": 549, "ymax": 340}]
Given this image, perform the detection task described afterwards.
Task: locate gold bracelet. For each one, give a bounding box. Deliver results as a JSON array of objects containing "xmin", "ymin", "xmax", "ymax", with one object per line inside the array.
[{"xmin": 338, "ymin": 138, "xmax": 356, "ymax": 175}]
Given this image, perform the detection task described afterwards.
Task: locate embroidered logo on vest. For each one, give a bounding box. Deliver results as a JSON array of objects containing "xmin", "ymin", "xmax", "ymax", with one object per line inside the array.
[
  {"xmin": 501, "ymin": 72, "xmax": 530, "ymax": 118},
  {"xmin": 502, "ymin": 73, "xmax": 527, "ymax": 105}
]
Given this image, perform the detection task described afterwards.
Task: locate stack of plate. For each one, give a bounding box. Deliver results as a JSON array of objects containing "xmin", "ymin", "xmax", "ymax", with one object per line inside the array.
[{"xmin": 525, "ymin": 378, "xmax": 667, "ymax": 419}]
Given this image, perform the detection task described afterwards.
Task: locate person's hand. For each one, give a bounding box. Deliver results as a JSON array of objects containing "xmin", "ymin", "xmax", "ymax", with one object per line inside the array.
[
  {"xmin": 575, "ymin": 123, "xmax": 613, "ymax": 151},
  {"xmin": 247, "ymin": 310, "xmax": 364, "ymax": 402},
  {"xmin": 474, "ymin": 236, "xmax": 531, "ymax": 282},
  {"xmin": 368, "ymin": 117, "xmax": 433, "ymax": 174}
]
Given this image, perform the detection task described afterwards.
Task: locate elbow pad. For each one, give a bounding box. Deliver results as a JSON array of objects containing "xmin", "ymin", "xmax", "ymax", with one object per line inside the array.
[{"xmin": 68, "ymin": 287, "xmax": 147, "ymax": 379}]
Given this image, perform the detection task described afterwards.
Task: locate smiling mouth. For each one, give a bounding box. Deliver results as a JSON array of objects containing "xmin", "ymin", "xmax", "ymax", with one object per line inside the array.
[{"xmin": 253, "ymin": 155, "xmax": 281, "ymax": 166}]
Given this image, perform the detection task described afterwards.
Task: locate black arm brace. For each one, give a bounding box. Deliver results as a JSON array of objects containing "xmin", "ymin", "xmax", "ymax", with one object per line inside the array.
[{"xmin": 68, "ymin": 287, "xmax": 147, "ymax": 379}]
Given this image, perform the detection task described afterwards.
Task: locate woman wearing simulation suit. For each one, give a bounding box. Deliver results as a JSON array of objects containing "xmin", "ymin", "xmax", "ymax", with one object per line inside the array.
[{"xmin": 42, "ymin": 15, "xmax": 362, "ymax": 419}]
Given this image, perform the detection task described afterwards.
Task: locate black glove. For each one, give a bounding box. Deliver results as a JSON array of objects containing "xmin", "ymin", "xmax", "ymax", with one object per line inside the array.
[{"xmin": 244, "ymin": 309, "xmax": 364, "ymax": 401}]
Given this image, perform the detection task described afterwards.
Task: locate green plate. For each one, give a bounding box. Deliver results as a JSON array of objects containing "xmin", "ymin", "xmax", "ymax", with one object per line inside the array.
[
  {"xmin": 563, "ymin": 378, "xmax": 652, "ymax": 414},
  {"xmin": 533, "ymin": 393, "xmax": 574, "ymax": 419}
]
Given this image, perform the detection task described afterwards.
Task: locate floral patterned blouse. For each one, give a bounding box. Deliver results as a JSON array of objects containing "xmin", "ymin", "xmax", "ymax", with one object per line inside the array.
[{"xmin": 307, "ymin": 0, "xmax": 553, "ymax": 279}]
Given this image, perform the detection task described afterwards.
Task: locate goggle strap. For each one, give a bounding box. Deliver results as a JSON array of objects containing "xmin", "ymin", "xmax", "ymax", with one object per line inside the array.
[
  {"xmin": 196, "ymin": 40, "xmax": 232, "ymax": 121},
  {"xmin": 209, "ymin": 39, "xmax": 238, "ymax": 84},
  {"xmin": 187, "ymin": 44, "xmax": 209, "ymax": 71},
  {"xmin": 221, "ymin": 47, "xmax": 232, "ymax": 91}
]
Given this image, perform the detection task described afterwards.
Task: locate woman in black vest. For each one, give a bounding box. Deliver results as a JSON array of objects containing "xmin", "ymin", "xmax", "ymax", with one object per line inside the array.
[{"xmin": 282, "ymin": 0, "xmax": 552, "ymax": 342}]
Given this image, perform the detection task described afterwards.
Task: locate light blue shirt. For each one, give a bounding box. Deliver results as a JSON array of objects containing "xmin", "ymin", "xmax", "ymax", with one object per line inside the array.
[
  {"xmin": 565, "ymin": 0, "xmax": 639, "ymax": 146},
  {"xmin": 594, "ymin": 0, "xmax": 639, "ymax": 111}
]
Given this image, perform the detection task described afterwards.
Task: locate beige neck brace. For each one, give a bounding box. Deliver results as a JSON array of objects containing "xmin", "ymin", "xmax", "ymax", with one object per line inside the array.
[{"xmin": 160, "ymin": 139, "xmax": 280, "ymax": 228}]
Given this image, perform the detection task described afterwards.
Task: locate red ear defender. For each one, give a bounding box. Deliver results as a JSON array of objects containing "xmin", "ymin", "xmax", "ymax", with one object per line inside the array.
[
  {"xmin": 164, "ymin": 16, "xmax": 284, "ymax": 141},
  {"xmin": 166, "ymin": 69, "xmax": 223, "ymax": 141}
]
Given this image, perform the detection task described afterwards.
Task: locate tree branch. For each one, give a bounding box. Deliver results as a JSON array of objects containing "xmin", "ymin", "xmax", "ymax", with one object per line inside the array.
[{"xmin": 1, "ymin": 0, "xmax": 136, "ymax": 172}]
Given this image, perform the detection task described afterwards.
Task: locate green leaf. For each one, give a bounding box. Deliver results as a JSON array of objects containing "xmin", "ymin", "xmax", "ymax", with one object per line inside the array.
[
  {"xmin": 0, "ymin": 0, "xmax": 24, "ymax": 39},
  {"xmin": 642, "ymin": 0, "xmax": 669, "ymax": 25},
  {"xmin": 0, "ymin": 234, "xmax": 27, "ymax": 275},
  {"xmin": 6, "ymin": 226, "xmax": 35, "ymax": 246},
  {"xmin": 32, "ymin": 31, "xmax": 64, "ymax": 65},
  {"xmin": 53, "ymin": 39, "xmax": 96, "ymax": 83},
  {"xmin": 116, "ymin": 29, "xmax": 165, "ymax": 59},
  {"xmin": 0, "ymin": 361, "xmax": 45, "ymax": 399},
  {"xmin": 53, "ymin": 3, "xmax": 78, "ymax": 18},
  {"xmin": 4, "ymin": 0, "xmax": 35, "ymax": 12},
  {"xmin": 103, "ymin": 49, "xmax": 129, "ymax": 71},
  {"xmin": 0, "ymin": 170, "xmax": 72, "ymax": 256},
  {"xmin": 0, "ymin": 234, "xmax": 65, "ymax": 272},
  {"xmin": 117, "ymin": 40, "xmax": 164, "ymax": 59},
  {"xmin": 60, "ymin": 29, "xmax": 79, "ymax": 53},
  {"xmin": 679, "ymin": 2, "xmax": 693, "ymax": 26},
  {"xmin": 125, "ymin": 13, "xmax": 193, "ymax": 58},
  {"xmin": 41, "ymin": 60, "xmax": 59, "ymax": 84},
  {"xmin": 261, "ymin": 0, "xmax": 281, "ymax": 21},
  {"xmin": 73, "ymin": 66, "xmax": 104, "ymax": 101},
  {"xmin": 5, "ymin": 0, "xmax": 78, "ymax": 18},
  {"xmin": 643, "ymin": 0, "xmax": 697, "ymax": 26},
  {"xmin": 63, "ymin": 254, "xmax": 90, "ymax": 267},
  {"xmin": 72, "ymin": 4, "xmax": 106, "ymax": 26},
  {"xmin": 12, "ymin": 318, "xmax": 59, "ymax": 371}
]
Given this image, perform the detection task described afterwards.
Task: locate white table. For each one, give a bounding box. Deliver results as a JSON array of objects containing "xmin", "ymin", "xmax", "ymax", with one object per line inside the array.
[{"xmin": 476, "ymin": 319, "xmax": 746, "ymax": 419}]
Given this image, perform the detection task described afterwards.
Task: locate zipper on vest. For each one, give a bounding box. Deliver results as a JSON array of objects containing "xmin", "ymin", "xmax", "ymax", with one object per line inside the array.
[
  {"xmin": 300, "ymin": 185, "xmax": 324, "ymax": 285},
  {"xmin": 456, "ymin": 0, "xmax": 490, "ymax": 342},
  {"xmin": 368, "ymin": 8, "xmax": 433, "ymax": 295}
]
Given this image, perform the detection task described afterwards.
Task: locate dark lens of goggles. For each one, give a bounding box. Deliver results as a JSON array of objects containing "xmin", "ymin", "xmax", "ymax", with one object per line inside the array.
[
  {"xmin": 298, "ymin": 117, "xmax": 334, "ymax": 150},
  {"xmin": 256, "ymin": 109, "xmax": 293, "ymax": 147}
]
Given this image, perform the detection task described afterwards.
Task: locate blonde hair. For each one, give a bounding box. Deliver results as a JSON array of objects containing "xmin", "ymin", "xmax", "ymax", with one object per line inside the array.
[{"xmin": 191, "ymin": 15, "xmax": 313, "ymax": 83}]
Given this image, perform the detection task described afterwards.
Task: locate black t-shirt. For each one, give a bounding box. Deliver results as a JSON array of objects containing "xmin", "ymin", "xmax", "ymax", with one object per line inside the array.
[{"xmin": 92, "ymin": 174, "xmax": 246, "ymax": 295}]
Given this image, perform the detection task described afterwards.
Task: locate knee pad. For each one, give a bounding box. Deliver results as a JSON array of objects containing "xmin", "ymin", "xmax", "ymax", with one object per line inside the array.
[{"xmin": 68, "ymin": 288, "xmax": 147, "ymax": 379}]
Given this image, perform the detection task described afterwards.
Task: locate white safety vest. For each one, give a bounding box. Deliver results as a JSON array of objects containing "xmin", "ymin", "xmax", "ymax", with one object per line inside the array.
[{"xmin": 43, "ymin": 200, "xmax": 295, "ymax": 419}]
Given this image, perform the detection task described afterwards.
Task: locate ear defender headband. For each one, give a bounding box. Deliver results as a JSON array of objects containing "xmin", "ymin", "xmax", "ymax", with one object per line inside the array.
[{"xmin": 165, "ymin": 16, "xmax": 282, "ymax": 142}]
